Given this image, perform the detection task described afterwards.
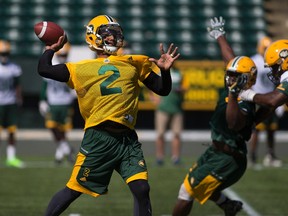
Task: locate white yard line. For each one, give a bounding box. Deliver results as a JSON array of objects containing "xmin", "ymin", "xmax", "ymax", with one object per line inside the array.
[{"xmin": 223, "ymin": 188, "xmax": 262, "ymax": 216}]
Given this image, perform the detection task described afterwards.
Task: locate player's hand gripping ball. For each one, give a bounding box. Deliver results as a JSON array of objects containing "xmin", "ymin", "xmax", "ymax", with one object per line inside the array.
[{"xmin": 34, "ymin": 21, "xmax": 65, "ymax": 46}]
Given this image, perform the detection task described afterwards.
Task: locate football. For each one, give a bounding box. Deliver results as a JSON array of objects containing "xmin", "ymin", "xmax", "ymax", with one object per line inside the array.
[{"xmin": 34, "ymin": 21, "xmax": 65, "ymax": 46}]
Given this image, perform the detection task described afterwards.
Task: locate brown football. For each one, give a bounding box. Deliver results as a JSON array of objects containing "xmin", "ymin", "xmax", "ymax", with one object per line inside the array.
[{"xmin": 34, "ymin": 21, "xmax": 65, "ymax": 46}]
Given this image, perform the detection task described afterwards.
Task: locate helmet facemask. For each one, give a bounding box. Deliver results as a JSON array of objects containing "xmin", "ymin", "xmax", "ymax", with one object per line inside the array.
[
  {"xmin": 225, "ymin": 71, "xmax": 255, "ymax": 90},
  {"xmin": 266, "ymin": 60, "xmax": 283, "ymax": 86},
  {"xmin": 225, "ymin": 56, "xmax": 257, "ymax": 90},
  {"xmin": 86, "ymin": 23, "xmax": 124, "ymax": 55},
  {"xmin": 97, "ymin": 24, "xmax": 124, "ymax": 54},
  {"xmin": 264, "ymin": 40, "xmax": 288, "ymax": 85}
]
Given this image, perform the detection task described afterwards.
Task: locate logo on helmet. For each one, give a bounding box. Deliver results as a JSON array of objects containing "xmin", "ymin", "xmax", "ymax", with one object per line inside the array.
[{"xmin": 279, "ymin": 49, "xmax": 288, "ymax": 59}]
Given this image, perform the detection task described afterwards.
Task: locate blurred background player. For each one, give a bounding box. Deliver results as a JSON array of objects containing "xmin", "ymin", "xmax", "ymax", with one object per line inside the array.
[
  {"xmin": 39, "ymin": 42, "xmax": 76, "ymax": 164},
  {"xmin": 153, "ymin": 65, "xmax": 186, "ymax": 166},
  {"xmin": 0, "ymin": 39, "xmax": 24, "ymax": 168},
  {"xmin": 248, "ymin": 36, "xmax": 283, "ymax": 168}
]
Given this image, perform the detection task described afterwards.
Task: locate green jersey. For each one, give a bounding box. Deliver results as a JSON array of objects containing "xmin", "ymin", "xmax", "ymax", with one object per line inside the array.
[
  {"xmin": 209, "ymin": 88, "xmax": 256, "ymax": 154},
  {"xmin": 157, "ymin": 68, "xmax": 183, "ymax": 114}
]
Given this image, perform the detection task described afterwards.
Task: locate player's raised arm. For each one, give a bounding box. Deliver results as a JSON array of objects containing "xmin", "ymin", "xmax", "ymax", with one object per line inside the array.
[
  {"xmin": 207, "ymin": 16, "xmax": 235, "ymax": 65},
  {"xmin": 143, "ymin": 43, "xmax": 180, "ymax": 96}
]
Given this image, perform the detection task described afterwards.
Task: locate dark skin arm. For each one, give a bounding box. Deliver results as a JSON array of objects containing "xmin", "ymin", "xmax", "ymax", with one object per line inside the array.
[
  {"xmin": 254, "ymin": 90, "xmax": 288, "ymax": 108},
  {"xmin": 217, "ymin": 35, "xmax": 236, "ymax": 65},
  {"xmin": 226, "ymin": 93, "xmax": 247, "ymax": 131},
  {"xmin": 218, "ymin": 35, "xmax": 246, "ymax": 131}
]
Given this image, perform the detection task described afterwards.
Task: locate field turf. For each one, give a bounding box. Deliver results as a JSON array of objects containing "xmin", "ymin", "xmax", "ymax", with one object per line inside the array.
[{"xmin": 0, "ymin": 130, "xmax": 287, "ymax": 216}]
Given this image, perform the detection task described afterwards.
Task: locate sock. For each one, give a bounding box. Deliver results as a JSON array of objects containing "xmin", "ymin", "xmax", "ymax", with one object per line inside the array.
[
  {"xmin": 7, "ymin": 145, "xmax": 16, "ymax": 160},
  {"xmin": 216, "ymin": 193, "xmax": 228, "ymax": 205},
  {"xmin": 55, "ymin": 145, "xmax": 64, "ymax": 161},
  {"xmin": 44, "ymin": 187, "xmax": 81, "ymax": 216}
]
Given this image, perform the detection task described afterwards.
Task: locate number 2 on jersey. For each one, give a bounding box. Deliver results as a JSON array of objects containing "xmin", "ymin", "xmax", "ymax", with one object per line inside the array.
[{"xmin": 98, "ymin": 65, "xmax": 122, "ymax": 96}]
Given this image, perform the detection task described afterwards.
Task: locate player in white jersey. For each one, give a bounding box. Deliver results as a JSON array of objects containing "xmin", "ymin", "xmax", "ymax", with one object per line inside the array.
[
  {"xmin": 39, "ymin": 43, "xmax": 76, "ymax": 164},
  {"xmin": 249, "ymin": 36, "xmax": 283, "ymax": 168},
  {"xmin": 0, "ymin": 40, "xmax": 24, "ymax": 168}
]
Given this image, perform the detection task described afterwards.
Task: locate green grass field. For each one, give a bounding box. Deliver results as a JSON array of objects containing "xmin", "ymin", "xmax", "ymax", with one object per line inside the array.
[{"xmin": 0, "ymin": 131, "xmax": 287, "ymax": 216}]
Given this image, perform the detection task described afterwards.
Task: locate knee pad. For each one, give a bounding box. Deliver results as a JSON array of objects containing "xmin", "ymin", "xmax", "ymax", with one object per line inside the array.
[{"xmin": 178, "ymin": 183, "xmax": 193, "ymax": 201}]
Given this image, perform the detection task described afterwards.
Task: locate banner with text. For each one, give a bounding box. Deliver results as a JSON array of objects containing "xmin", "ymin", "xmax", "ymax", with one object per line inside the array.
[{"xmin": 138, "ymin": 60, "xmax": 226, "ymax": 111}]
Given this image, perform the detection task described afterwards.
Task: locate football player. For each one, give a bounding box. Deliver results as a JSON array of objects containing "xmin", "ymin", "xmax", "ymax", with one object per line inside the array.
[
  {"xmin": 38, "ymin": 15, "xmax": 180, "ymax": 216},
  {"xmin": 173, "ymin": 17, "xmax": 258, "ymax": 216},
  {"xmin": 0, "ymin": 40, "xmax": 24, "ymax": 168},
  {"xmin": 39, "ymin": 42, "xmax": 76, "ymax": 164},
  {"xmin": 240, "ymin": 39, "xmax": 288, "ymax": 111}
]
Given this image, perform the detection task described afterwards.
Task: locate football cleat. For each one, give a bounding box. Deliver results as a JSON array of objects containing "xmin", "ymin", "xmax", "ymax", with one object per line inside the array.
[
  {"xmin": 220, "ymin": 199, "xmax": 243, "ymax": 216},
  {"xmin": 263, "ymin": 154, "xmax": 282, "ymax": 168},
  {"xmin": 6, "ymin": 158, "xmax": 25, "ymax": 168}
]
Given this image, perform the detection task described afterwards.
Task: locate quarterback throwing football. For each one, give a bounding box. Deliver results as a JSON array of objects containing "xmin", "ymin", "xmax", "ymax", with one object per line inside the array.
[{"xmin": 37, "ymin": 15, "xmax": 180, "ymax": 216}]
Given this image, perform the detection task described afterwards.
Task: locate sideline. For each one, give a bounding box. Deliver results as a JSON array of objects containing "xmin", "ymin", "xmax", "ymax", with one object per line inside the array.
[{"xmin": 14, "ymin": 129, "xmax": 288, "ymax": 142}]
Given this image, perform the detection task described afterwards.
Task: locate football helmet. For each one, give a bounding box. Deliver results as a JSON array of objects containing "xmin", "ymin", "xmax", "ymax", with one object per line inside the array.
[
  {"xmin": 257, "ymin": 36, "xmax": 272, "ymax": 56},
  {"xmin": 85, "ymin": 15, "xmax": 124, "ymax": 55},
  {"xmin": 225, "ymin": 56, "xmax": 257, "ymax": 89},
  {"xmin": 264, "ymin": 39, "xmax": 288, "ymax": 85}
]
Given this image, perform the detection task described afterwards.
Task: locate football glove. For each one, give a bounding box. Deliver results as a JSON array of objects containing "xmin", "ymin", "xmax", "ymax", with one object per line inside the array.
[
  {"xmin": 238, "ymin": 89, "xmax": 256, "ymax": 102},
  {"xmin": 229, "ymin": 74, "xmax": 248, "ymax": 96},
  {"xmin": 207, "ymin": 16, "xmax": 226, "ymax": 39}
]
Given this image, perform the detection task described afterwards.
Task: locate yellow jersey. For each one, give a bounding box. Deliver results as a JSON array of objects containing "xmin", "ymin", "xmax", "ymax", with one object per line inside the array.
[{"xmin": 66, "ymin": 54, "xmax": 152, "ymax": 130}]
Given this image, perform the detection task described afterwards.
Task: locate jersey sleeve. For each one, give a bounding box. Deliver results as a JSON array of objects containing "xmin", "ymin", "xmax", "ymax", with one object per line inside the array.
[
  {"xmin": 133, "ymin": 55, "xmax": 153, "ymax": 82},
  {"xmin": 276, "ymin": 80, "xmax": 288, "ymax": 96},
  {"xmin": 238, "ymin": 100, "xmax": 255, "ymax": 120},
  {"xmin": 65, "ymin": 62, "xmax": 75, "ymax": 89}
]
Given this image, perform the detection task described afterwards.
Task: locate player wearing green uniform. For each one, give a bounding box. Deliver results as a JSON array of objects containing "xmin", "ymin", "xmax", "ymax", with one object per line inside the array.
[
  {"xmin": 173, "ymin": 17, "xmax": 258, "ymax": 216},
  {"xmin": 0, "ymin": 40, "xmax": 24, "ymax": 168},
  {"xmin": 37, "ymin": 15, "xmax": 180, "ymax": 216},
  {"xmin": 240, "ymin": 39, "xmax": 288, "ymax": 122},
  {"xmin": 39, "ymin": 43, "xmax": 75, "ymax": 164}
]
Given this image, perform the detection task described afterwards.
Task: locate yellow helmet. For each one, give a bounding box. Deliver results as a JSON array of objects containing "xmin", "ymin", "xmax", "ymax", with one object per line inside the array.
[
  {"xmin": 56, "ymin": 42, "xmax": 71, "ymax": 56},
  {"xmin": 264, "ymin": 39, "xmax": 288, "ymax": 85},
  {"xmin": 0, "ymin": 40, "xmax": 11, "ymax": 54},
  {"xmin": 85, "ymin": 15, "xmax": 124, "ymax": 55},
  {"xmin": 257, "ymin": 36, "xmax": 272, "ymax": 56},
  {"xmin": 226, "ymin": 56, "xmax": 257, "ymax": 89}
]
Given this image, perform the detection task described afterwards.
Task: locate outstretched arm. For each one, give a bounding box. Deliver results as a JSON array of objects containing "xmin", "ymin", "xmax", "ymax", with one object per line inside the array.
[
  {"xmin": 226, "ymin": 92, "xmax": 247, "ymax": 131},
  {"xmin": 143, "ymin": 43, "xmax": 180, "ymax": 96},
  {"xmin": 207, "ymin": 16, "xmax": 235, "ymax": 65},
  {"xmin": 240, "ymin": 88, "xmax": 288, "ymax": 108},
  {"xmin": 217, "ymin": 36, "xmax": 235, "ymax": 65}
]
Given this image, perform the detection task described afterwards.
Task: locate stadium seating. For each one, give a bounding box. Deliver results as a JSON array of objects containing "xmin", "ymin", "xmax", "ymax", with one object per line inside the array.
[{"xmin": 0, "ymin": 0, "xmax": 268, "ymax": 59}]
